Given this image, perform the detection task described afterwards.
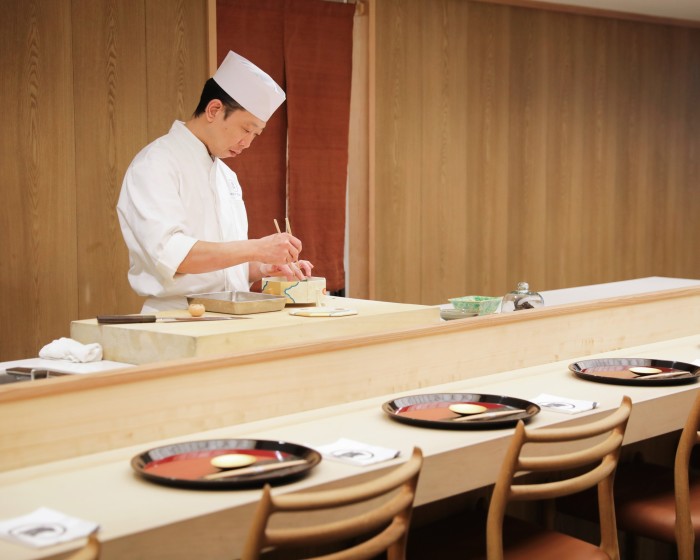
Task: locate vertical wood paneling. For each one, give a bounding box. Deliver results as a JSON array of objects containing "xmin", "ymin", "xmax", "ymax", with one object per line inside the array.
[
  {"xmin": 0, "ymin": 0, "xmax": 77, "ymax": 360},
  {"xmin": 617, "ymin": 21, "xmax": 646, "ymax": 280},
  {"xmin": 506, "ymin": 7, "xmax": 548, "ymax": 291},
  {"xmin": 73, "ymin": 0, "xmax": 147, "ymax": 318},
  {"xmin": 670, "ymin": 29, "xmax": 700, "ymax": 278},
  {"xmin": 0, "ymin": 0, "xmax": 209, "ymax": 361},
  {"xmin": 687, "ymin": 32, "xmax": 700, "ymax": 277},
  {"xmin": 466, "ymin": 3, "xmax": 511, "ymax": 294},
  {"xmin": 643, "ymin": 24, "xmax": 672, "ymax": 274},
  {"xmin": 375, "ymin": 0, "xmax": 424, "ymax": 302},
  {"xmin": 373, "ymin": 0, "xmax": 700, "ymax": 305},
  {"xmin": 145, "ymin": 0, "xmax": 209, "ymax": 139},
  {"xmin": 585, "ymin": 17, "xmax": 619, "ymax": 283},
  {"xmin": 419, "ymin": 0, "xmax": 470, "ymax": 303},
  {"xmin": 347, "ymin": 7, "xmax": 370, "ymax": 298},
  {"xmin": 544, "ymin": 13, "xmax": 584, "ymax": 289},
  {"xmin": 662, "ymin": 30, "xmax": 688, "ymax": 276}
]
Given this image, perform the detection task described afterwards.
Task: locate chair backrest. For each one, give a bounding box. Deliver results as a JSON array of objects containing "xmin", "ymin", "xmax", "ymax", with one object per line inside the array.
[
  {"xmin": 487, "ymin": 396, "xmax": 632, "ymax": 560},
  {"xmin": 240, "ymin": 447, "xmax": 423, "ymax": 560},
  {"xmin": 66, "ymin": 531, "xmax": 100, "ymax": 560},
  {"xmin": 674, "ymin": 389, "xmax": 700, "ymax": 559}
]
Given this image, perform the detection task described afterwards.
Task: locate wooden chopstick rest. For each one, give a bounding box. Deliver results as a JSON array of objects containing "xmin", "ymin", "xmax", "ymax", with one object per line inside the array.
[
  {"xmin": 203, "ymin": 458, "xmax": 309, "ymax": 480},
  {"xmin": 451, "ymin": 408, "xmax": 526, "ymax": 422}
]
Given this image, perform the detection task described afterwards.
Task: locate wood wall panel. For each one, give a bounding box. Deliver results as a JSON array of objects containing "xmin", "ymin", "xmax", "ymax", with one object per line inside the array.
[
  {"xmin": 374, "ymin": 0, "xmax": 424, "ymax": 303},
  {"xmin": 0, "ymin": 0, "xmax": 78, "ymax": 359},
  {"xmin": 580, "ymin": 17, "xmax": 619, "ymax": 282},
  {"xmin": 465, "ymin": 3, "xmax": 511, "ymax": 292},
  {"xmin": 145, "ymin": 0, "xmax": 209, "ymax": 140},
  {"xmin": 419, "ymin": 0, "xmax": 470, "ymax": 302},
  {"xmin": 0, "ymin": 0, "xmax": 209, "ymax": 361},
  {"xmin": 373, "ymin": 0, "xmax": 700, "ymax": 305},
  {"xmin": 347, "ymin": 6, "xmax": 370, "ymax": 298},
  {"xmin": 506, "ymin": 8, "xmax": 548, "ymax": 291},
  {"xmin": 544, "ymin": 14, "xmax": 583, "ymax": 287},
  {"xmin": 73, "ymin": 0, "xmax": 148, "ymax": 319}
]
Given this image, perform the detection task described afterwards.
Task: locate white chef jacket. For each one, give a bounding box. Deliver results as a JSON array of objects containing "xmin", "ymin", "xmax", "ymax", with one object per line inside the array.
[{"xmin": 117, "ymin": 121, "xmax": 249, "ymax": 312}]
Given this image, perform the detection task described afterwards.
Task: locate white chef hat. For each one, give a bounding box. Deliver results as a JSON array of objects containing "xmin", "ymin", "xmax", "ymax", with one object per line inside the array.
[{"xmin": 213, "ymin": 51, "xmax": 286, "ymax": 122}]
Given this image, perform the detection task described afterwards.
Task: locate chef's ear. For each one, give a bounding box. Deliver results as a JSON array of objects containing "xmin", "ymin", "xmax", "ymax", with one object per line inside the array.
[{"xmin": 204, "ymin": 99, "xmax": 224, "ymax": 122}]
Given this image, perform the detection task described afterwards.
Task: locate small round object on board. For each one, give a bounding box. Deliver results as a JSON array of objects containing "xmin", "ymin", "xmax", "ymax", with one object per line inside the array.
[{"xmin": 188, "ymin": 303, "xmax": 206, "ymax": 317}]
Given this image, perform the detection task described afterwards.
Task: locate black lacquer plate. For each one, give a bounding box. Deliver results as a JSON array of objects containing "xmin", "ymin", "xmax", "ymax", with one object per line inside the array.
[
  {"xmin": 569, "ymin": 358, "xmax": 700, "ymax": 387},
  {"xmin": 131, "ymin": 438, "xmax": 321, "ymax": 490},
  {"xmin": 382, "ymin": 393, "xmax": 540, "ymax": 430}
]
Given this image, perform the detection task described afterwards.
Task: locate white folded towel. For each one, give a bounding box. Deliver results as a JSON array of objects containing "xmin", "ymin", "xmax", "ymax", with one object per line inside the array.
[{"xmin": 39, "ymin": 338, "xmax": 103, "ymax": 363}]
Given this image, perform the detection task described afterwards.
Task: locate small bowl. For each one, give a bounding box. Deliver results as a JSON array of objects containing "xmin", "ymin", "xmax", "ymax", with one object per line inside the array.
[
  {"xmin": 448, "ymin": 295, "xmax": 501, "ymax": 316},
  {"xmin": 440, "ymin": 307, "xmax": 478, "ymax": 321}
]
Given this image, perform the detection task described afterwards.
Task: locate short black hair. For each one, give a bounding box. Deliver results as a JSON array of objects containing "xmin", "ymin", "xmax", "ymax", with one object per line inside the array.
[{"xmin": 193, "ymin": 78, "xmax": 243, "ymax": 117}]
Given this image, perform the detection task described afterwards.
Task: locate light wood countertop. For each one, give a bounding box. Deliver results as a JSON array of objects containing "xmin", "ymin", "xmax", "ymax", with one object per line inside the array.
[
  {"xmin": 4, "ymin": 284, "xmax": 700, "ymax": 475},
  {"xmin": 1, "ymin": 333, "xmax": 699, "ymax": 559}
]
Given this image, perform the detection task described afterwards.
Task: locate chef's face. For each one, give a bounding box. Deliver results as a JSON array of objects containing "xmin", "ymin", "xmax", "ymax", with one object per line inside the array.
[{"xmin": 209, "ymin": 102, "xmax": 266, "ymax": 159}]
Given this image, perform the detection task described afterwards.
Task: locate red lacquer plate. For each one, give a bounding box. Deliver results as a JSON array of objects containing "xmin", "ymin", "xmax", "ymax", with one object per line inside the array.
[
  {"xmin": 382, "ymin": 393, "xmax": 540, "ymax": 430},
  {"xmin": 569, "ymin": 358, "xmax": 700, "ymax": 386},
  {"xmin": 131, "ymin": 439, "xmax": 321, "ymax": 489}
]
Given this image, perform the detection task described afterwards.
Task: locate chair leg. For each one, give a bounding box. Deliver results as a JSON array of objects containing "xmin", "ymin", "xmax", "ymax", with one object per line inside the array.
[
  {"xmin": 677, "ymin": 532, "xmax": 696, "ymax": 560},
  {"xmin": 387, "ymin": 540, "xmax": 405, "ymax": 560}
]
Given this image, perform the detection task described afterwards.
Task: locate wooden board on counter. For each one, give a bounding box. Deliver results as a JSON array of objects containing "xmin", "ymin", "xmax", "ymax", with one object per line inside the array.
[{"xmin": 70, "ymin": 296, "xmax": 435, "ymax": 364}]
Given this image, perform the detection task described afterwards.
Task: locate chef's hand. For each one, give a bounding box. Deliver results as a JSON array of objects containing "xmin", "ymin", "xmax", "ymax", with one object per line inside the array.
[
  {"xmin": 260, "ymin": 260, "xmax": 313, "ymax": 281},
  {"xmin": 255, "ymin": 233, "xmax": 303, "ymax": 265}
]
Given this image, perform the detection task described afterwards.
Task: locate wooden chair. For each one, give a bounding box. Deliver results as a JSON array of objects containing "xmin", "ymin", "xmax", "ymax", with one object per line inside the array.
[
  {"xmin": 240, "ymin": 447, "xmax": 423, "ymax": 560},
  {"xmin": 66, "ymin": 530, "xmax": 100, "ymax": 560},
  {"xmin": 559, "ymin": 389, "xmax": 700, "ymax": 559},
  {"xmin": 407, "ymin": 396, "xmax": 632, "ymax": 560}
]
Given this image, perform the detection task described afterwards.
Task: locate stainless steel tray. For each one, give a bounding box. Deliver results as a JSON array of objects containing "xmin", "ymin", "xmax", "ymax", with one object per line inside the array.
[{"xmin": 186, "ymin": 291, "xmax": 286, "ymax": 315}]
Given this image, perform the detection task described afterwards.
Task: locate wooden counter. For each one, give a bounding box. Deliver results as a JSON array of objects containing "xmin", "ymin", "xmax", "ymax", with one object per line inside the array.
[
  {"xmin": 70, "ymin": 278, "xmax": 700, "ymax": 366},
  {"xmin": 69, "ymin": 296, "xmax": 434, "ymax": 364},
  {"xmin": 4, "ymin": 285, "xmax": 700, "ymax": 473},
  {"xmin": 1, "ymin": 334, "xmax": 699, "ymax": 560}
]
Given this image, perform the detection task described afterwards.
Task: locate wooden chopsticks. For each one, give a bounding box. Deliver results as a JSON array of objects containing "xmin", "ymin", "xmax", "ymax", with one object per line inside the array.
[
  {"xmin": 274, "ymin": 218, "xmax": 303, "ymax": 276},
  {"xmin": 273, "ymin": 218, "xmax": 293, "ymax": 236}
]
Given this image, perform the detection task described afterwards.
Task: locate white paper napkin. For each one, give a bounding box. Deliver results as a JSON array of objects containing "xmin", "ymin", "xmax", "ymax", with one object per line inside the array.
[
  {"xmin": 0, "ymin": 507, "xmax": 99, "ymax": 548},
  {"xmin": 39, "ymin": 337, "xmax": 103, "ymax": 363},
  {"xmin": 532, "ymin": 393, "xmax": 598, "ymax": 415},
  {"xmin": 315, "ymin": 438, "xmax": 400, "ymax": 466}
]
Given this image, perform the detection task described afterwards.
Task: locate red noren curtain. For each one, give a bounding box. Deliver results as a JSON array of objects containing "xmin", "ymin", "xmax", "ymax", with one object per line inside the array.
[
  {"xmin": 216, "ymin": 0, "xmax": 287, "ymax": 245},
  {"xmin": 217, "ymin": 0, "xmax": 354, "ymax": 293}
]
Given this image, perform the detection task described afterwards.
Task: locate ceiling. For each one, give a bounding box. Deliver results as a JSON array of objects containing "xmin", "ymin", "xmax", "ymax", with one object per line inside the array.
[{"xmin": 548, "ymin": 0, "xmax": 700, "ymax": 22}]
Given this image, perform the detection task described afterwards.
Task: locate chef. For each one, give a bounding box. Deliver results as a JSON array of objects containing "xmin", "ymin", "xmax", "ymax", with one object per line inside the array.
[{"xmin": 118, "ymin": 51, "xmax": 312, "ymax": 312}]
